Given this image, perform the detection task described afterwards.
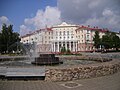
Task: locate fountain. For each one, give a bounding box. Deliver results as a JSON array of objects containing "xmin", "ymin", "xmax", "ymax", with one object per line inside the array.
[
  {"xmin": 1, "ymin": 42, "xmax": 119, "ymax": 81},
  {"xmin": 32, "ymin": 54, "xmax": 62, "ymax": 65},
  {"xmin": 0, "ymin": 42, "xmax": 63, "ymax": 80}
]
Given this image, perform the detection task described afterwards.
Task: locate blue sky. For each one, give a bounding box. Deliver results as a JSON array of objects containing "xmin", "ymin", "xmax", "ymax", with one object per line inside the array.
[
  {"xmin": 0, "ymin": 0, "xmax": 120, "ymax": 35},
  {"xmin": 0, "ymin": 0, "xmax": 57, "ymax": 33}
]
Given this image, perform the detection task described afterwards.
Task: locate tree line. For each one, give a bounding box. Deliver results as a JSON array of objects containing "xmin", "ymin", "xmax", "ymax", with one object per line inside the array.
[
  {"xmin": 0, "ymin": 23, "xmax": 120, "ymax": 54},
  {"xmin": 93, "ymin": 30, "xmax": 120, "ymax": 51},
  {"xmin": 0, "ymin": 24, "xmax": 20, "ymax": 54}
]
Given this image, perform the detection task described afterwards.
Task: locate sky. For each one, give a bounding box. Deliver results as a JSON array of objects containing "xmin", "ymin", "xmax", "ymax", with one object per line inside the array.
[{"xmin": 0, "ymin": 0, "xmax": 120, "ymax": 35}]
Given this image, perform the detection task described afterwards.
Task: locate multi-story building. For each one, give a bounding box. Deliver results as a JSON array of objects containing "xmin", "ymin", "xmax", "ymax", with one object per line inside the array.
[
  {"xmin": 21, "ymin": 22, "xmax": 119, "ymax": 53},
  {"xmin": 51, "ymin": 22, "xmax": 79, "ymax": 53},
  {"xmin": 21, "ymin": 28, "xmax": 52, "ymax": 53},
  {"xmin": 76, "ymin": 26, "xmax": 106, "ymax": 52}
]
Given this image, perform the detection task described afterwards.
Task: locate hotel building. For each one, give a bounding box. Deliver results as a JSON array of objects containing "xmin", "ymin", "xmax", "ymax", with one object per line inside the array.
[{"xmin": 21, "ymin": 22, "xmax": 112, "ymax": 53}]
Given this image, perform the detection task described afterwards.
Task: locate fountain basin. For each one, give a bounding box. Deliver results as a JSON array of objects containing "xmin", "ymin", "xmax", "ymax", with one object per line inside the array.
[{"xmin": 31, "ymin": 54, "xmax": 63, "ymax": 65}]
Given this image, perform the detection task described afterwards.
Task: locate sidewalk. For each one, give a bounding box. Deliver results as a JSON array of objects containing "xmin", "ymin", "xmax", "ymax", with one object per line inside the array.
[{"xmin": 0, "ymin": 72, "xmax": 120, "ymax": 90}]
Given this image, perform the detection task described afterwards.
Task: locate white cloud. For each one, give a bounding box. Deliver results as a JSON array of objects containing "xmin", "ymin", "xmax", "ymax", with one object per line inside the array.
[
  {"xmin": 20, "ymin": 0, "xmax": 120, "ymax": 34},
  {"xmin": 58, "ymin": 0, "xmax": 120, "ymax": 32},
  {"xmin": 20, "ymin": 25, "xmax": 31, "ymax": 35},
  {"xmin": 20, "ymin": 6, "xmax": 62, "ymax": 35},
  {"xmin": 102, "ymin": 8, "xmax": 114, "ymax": 16},
  {"xmin": 88, "ymin": 0, "xmax": 101, "ymax": 9},
  {"xmin": 84, "ymin": 8, "xmax": 120, "ymax": 30},
  {"xmin": 0, "ymin": 16, "xmax": 9, "ymax": 23},
  {"xmin": 0, "ymin": 16, "xmax": 11, "ymax": 31}
]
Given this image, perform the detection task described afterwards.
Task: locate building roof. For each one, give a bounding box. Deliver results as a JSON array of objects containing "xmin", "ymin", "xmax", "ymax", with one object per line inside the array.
[
  {"xmin": 20, "ymin": 28, "xmax": 53, "ymax": 38},
  {"xmin": 52, "ymin": 22, "xmax": 79, "ymax": 28},
  {"xmin": 76, "ymin": 25, "xmax": 109, "ymax": 33}
]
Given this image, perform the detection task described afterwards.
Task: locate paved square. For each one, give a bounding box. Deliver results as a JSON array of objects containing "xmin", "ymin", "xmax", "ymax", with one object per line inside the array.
[
  {"xmin": 60, "ymin": 81, "xmax": 82, "ymax": 88},
  {"xmin": 0, "ymin": 72, "xmax": 120, "ymax": 90}
]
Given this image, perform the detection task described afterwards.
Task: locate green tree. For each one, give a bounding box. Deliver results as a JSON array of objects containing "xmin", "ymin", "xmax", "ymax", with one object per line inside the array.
[
  {"xmin": 93, "ymin": 31, "xmax": 101, "ymax": 48},
  {"xmin": 60, "ymin": 47, "xmax": 66, "ymax": 54},
  {"xmin": 110, "ymin": 32, "xmax": 120, "ymax": 50},
  {"xmin": 101, "ymin": 31, "xmax": 120, "ymax": 50},
  {"xmin": 0, "ymin": 24, "xmax": 20, "ymax": 54},
  {"xmin": 101, "ymin": 31, "xmax": 111, "ymax": 49}
]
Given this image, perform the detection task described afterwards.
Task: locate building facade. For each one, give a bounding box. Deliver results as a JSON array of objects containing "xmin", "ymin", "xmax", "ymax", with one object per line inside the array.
[
  {"xmin": 51, "ymin": 22, "xmax": 78, "ymax": 53},
  {"xmin": 21, "ymin": 22, "xmax": 114, "ymax": 53},
  {"xmin": 76, "ymin": 26, "xmax": 106, "ymax": 52}
]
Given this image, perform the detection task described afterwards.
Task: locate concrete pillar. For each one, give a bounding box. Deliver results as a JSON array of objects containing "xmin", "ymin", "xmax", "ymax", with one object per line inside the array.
[
  {"xmin": 51, "ymin": 43, "xmax": 53, "ymax": 52},
  {"xmin": 74, "ymin": 42, "xmax": 76, "ymax": 52},
  {"xmin": 62, "ymin": 42, "xmax": 63, "ymax": 47},
  {"xmin": 57, "ymin": 42, "xmax": 59, "ymax": 52},
  {"xmin": 53, "ymin": 42, "xmax": 55, "ymax": 52},
  {"xmin": 65, "ymin": 41, "xmax": 67, "ymax": 50},
  {"xmin": 76, "ymin": 42, "xmax": 77, "ymax": 52},
  {"xmin": 69, "ymin": 41, "xmax": 71, "ymax": 51},
  {"xmin": 72, "ymin": 41, "xmax": 74, "ymax": 52}
]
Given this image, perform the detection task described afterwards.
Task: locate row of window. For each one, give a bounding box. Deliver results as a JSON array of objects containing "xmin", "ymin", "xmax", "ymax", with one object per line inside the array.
[
  {"xmin": 55, "ymin": 36, "xmax": 74, "ymax": 39},
  {"xmin": 23, "ymin": 34, "xmax": 91, "ymax": 42},
  {"xmin": 44, "ymin": 36, "xmax": 52, "ymax": 39},
  {"xmin": 76, "ymin": 30, "xmax": 91, "ymax": 34},
  {"xmin": 45, "ymin": 32, "xmax": 53, "ymax": 35},
  {"xmin": 45, "ymin": 41, "xmax": 51, "ymax": 43},
  {"xmin": 54, "ymin": 28, "xmax": 75, "ymax": 30},
  {"xmin": 55, "ymin": 31, "xmax": 73, "ymax": 35}
]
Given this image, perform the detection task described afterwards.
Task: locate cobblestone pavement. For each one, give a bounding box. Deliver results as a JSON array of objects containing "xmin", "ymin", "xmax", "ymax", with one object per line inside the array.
[{"xmin": 0, "ymin": 72, "xmax": 120, "ymax": 90}]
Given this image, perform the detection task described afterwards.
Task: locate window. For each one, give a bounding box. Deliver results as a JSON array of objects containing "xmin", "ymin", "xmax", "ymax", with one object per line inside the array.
[
  {"xmin": 67, "ymin": 31, "xmax": 69, "ymax": 35},
  {"xmin": 60, "ymin": 31, "xmax": 62, "ymax": 35},
  {"xmin": 63, "ymin": 31, "xmax": 65, "ymax": 35},
  {"xmin": 51, "ymin": 32, "xmax": 53, "ymax": 35},
  {"xmin": 56, "ymin": 31, "xmax": 58, "ymax": 35},
  {"xmin": 71, "ymin": 31, "xmax": 73, "ymax": 34},
  {"xmin": 87, "ymin": 35, "xmax": 89, "ymax": 38},
  {"xmin": 60, "ymin": 37, "xmax": 61, "ymax": 39},
  {"xmin": 71, "ymin": 36, "xmax": 73, "ymax": 38},
  {"xmin": 76, "ymin": 31, "xmax": 78, "ymax": 33},
  {"xmin": 86, "ymin": 35, "xmax": 89, "ymax": 41},
  {"xmin": 49, "ymin": 32, "xmax": 50, "ymax": 35},
  {"xmin": 82, "ymin": 35, "xmax": 83, "ymax": 38}
]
